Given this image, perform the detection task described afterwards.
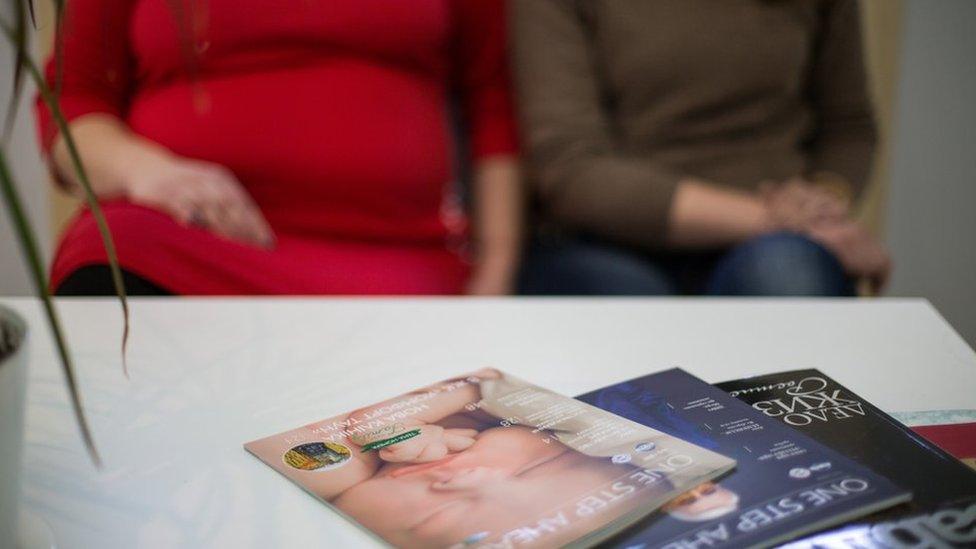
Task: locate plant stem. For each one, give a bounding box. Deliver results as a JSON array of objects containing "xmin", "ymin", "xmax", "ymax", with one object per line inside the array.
[
  {"xmin": 17, "ymin": 36, "xmax": 131, "ymax": 376},
  {"xmin": 0, "ymin": 149, "xmax": 101, "ymax": 467}
]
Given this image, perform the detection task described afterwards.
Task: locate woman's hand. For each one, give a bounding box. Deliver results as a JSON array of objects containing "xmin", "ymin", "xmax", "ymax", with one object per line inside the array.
[
  {"xmin": 124, "ymin": 154, "xmax": 275, "ymax": 249},
  {"xmin": 761, "ymin": 178, "xmax": 850, "ymax": 231},
  {"xmin": 807, "ymin": 221, "xmax": 891, "ymax": 293},
  {"xmin": 762, "ymin": 177, "xmax": 890, "ymax": 292},
  {"xmin": 52, "ymin": 114, "xmax": 275, "ymax": 248}
]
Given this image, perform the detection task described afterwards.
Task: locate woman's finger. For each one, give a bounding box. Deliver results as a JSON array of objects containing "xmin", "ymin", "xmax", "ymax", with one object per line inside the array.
[
  {"xmin": 207, "ymin": 174, "xmax": 275, "ymax": 248},
  {"xmin": 240, "ymin": 204, "xmax": 275, "ymax": 248},
  {"xmin": 222, "ymin": 199, "xmax": 273, "ymax": 247},
  {"xmin": 198, "ymin": 201, "xmax": 232, "ymax": 237},
  {"xmin": 228, "ymin": 202, "xmax": 271, "ymax": 246},
  {"xmin": 199, "ymin": 178, "xmax": 248, "ymax": 239},
  {"xmin": 219, "ymin": 201, "xmax": 253, "ymax": 242},
  {"xmin": 168, "ymin": 184, "xmax": 208, "ymax": 227},
  {"xmin": 187, "ymin": 176, "xmax": 257, "ymax": 246},
  {"xmin": 802, "ymin": 194, "xmax": 835, "ymax": 224}
]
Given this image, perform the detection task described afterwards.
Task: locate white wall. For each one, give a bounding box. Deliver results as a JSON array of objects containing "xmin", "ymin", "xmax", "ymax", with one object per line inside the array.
[
  {"xmin": 885, "ymin": 0, "xmax": 976, "ymax": 346},
  {"xmin": 0, "ymin": 27, "xmax": 49, "ymax": 296}
]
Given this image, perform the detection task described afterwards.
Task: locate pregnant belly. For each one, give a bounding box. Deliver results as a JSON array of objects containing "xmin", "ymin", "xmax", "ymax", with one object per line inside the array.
[{"xmin": 127, "ymin": 61, "xmax": 454, "ymax": 242}]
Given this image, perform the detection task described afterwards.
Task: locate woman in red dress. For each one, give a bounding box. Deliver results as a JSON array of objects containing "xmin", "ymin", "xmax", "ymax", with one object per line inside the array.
[{"xmin": 38, "ymin": 0, "xmax": 520, "ymax": 295}]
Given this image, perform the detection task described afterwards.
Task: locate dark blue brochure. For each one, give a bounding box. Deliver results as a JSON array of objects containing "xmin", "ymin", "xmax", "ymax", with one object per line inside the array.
[{"xmin": 577, "ymin": 368, "xmax": 910, "ymax": 549}]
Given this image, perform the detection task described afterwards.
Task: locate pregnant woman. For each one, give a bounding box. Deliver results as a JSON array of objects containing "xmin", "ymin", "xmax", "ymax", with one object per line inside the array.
[{"xmin": 38, "ymin": 0, "xmax": 520, "ymax": 295}]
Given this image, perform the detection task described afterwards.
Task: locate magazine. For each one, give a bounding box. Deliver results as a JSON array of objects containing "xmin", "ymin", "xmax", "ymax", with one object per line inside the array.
[
  {"xmin": 576, "ymin": 368, "xmax": 910, "ymax": 549},
  {"xmin": 245, "ymin": 369, "xmax": 735, "ymax": 548},
  {"xmin": 779, "ymin": 495, "xmax": 976, "ymax": 548},
  {"xmin": 911, "ymin": 422, "xmax": 976, "ymax": 470},
  {"xmin": 716, "ymin": 369, "xmax": 976, "ymax": 507},
  {"xmin": 892, "ymin": 410, "xmax": 976, "ymax": 470}
]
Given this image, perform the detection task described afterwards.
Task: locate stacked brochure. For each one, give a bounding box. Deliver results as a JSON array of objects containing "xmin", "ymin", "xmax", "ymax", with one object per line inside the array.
[
  {"xmin": 245, "ymin": 369, "xmax": 735, "ymax": 548},
  {"xmin": 716, "ymin": 369, "xmax": 976, "ymax": 507},
  {"xmin": 578, "ymin": 368, "xmax": 910, "ymax": 549},
  {"xmin": 245, "ymin": 366, "xmax": 975, "ymax": 548}
]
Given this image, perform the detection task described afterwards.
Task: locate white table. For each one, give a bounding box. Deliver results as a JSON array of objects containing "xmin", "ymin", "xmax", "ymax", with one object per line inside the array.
[{"xmin": 5, "ymin": 297, "xmax": 976, "ymax": 548}]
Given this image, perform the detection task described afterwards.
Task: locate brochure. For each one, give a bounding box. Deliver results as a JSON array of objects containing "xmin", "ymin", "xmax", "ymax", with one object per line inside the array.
[
  {"xmin": 912, "ymin": 423, "xmax": 976, "ymax": 470},
  {"xmin": 577, "ymin": 368, "xmax": 910, "ymax": 549},
  {"xmin": 779, "ymin": 495, "xmax": 976, "ymax": 548},
  {"xmin": 893, "ymin": 410, "xmax": 976, "ymax": 469},
  {"xmin": 716, "ymin": 369, "xmax": 976, "ymax": 507},
  {"xmin": 245, "ymin": 369, "xmax": 735, "ymax": 548}
]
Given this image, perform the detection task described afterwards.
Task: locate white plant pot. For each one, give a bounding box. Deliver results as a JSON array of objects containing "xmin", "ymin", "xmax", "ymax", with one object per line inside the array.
[{"xmin": 0, "ymin": 304, "xmax": 28, "ymax": 544}]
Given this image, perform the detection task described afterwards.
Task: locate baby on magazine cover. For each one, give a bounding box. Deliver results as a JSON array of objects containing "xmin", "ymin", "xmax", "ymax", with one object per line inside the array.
[{"xmin": 247, "ymin": 369, "xmax": 733, "ymax": 548}]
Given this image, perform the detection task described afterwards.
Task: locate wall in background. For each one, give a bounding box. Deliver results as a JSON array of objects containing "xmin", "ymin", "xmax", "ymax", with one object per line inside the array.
[
  {"xmin": 0, "ymin": 30, "xmax": 48, "ymax": 296},
  {"xmin": 886, "ymin": 0, "xmax": 976, "ymax": 346},
  {"xmin": 859, "ymin": 0, "xmax": 902, "ymax": 234}
]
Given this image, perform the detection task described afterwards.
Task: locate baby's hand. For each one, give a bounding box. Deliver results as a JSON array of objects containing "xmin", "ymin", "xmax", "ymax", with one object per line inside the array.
[{"xmin": 379, "ymin": 424, "xmax": 477, "ymax": 463}]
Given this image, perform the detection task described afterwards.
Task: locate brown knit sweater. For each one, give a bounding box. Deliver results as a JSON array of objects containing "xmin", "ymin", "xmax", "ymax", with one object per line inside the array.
[{"xmin": 511, "ymin": 0, "xmax": 877, "ymax": 248}]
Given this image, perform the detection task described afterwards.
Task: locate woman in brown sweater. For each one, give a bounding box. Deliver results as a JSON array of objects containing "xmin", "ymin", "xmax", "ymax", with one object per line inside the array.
[{"xmin": 513, "ymin": 0, "xmax": 889, "ymax": 295}]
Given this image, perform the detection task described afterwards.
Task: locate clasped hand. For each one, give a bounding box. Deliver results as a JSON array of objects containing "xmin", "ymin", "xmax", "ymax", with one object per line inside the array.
[{"xmin": 762, "ymin": 178, "xmax": 891, "ymax": 292}]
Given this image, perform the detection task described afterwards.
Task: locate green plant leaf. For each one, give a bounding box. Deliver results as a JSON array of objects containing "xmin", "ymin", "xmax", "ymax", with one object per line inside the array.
[
  {"xmin": 23, "ymin": 50, "xmax": 131, "ymax": 376},
  {"xmin": 1, "ymin": 0, "xmax": 128, "ymax": 468},
  {"xmin": 1, "ymin": 21, "xmax": 131, "ymax": 376},
  {"xmin": 27, "ymin": 0, "xmax": 36, "ymax": 28},
  {"xmin": 0, "ymin": 148, "xmax": 101, "ymax": 467}
]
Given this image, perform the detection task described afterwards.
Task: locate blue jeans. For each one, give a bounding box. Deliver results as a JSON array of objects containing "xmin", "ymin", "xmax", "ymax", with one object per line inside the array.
[{"xmin": 518, "ymin": 232, "xmax": 854, "ymax": 296}]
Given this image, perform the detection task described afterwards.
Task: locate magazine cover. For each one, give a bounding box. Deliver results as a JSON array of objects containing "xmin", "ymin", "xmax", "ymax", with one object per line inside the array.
[
  {"xmin": 779, "ymin": 495, "xmax": 976, "ymax": 548},
  {"xmin": 245, "ymin": 369, "xmax": 735, "ymax": 548},
  {"xmin": 911, "ymin": 423, "xmax": 976, "ymax": 470},
  {"xmin": 892, "ymin": 410, "xmax": 976, "ymax": 470},
  {"xmin": 716, "ymin": 369, "xmax": 976, "ymax": 507},
  {"xmin": 577, "ymin": 368, "xmax": 910, "ymax": 549}
]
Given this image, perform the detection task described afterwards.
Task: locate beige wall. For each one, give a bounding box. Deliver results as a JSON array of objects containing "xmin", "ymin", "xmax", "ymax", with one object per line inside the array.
[
  {"xmin": 36, "ymin": 1, "xmax": 81, "ymax": 240},
  {"xmin": 859, "ymin": 0, "xmax": 904, "ymax": 233}
]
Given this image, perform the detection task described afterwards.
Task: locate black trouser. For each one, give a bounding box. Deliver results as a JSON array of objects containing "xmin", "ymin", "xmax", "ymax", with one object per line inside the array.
[{"xmin": 55, "ymin": 265, "xmax": 171, "ymax": 296}]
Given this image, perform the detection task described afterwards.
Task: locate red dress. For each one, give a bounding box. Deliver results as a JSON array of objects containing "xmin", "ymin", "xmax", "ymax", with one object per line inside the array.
[{"xmin": 37, "ymin": 0, "xmax": 517, "ymax": 295}]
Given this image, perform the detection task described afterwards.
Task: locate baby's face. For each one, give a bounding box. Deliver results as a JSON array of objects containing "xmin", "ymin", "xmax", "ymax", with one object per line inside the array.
[
  {"xmin": 334, "ymin": 426, "xmax": 626, "ymax": 548},
  {"xmin": 663, "ymin": 482, "xmax": 739, "ymax": 521}
]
